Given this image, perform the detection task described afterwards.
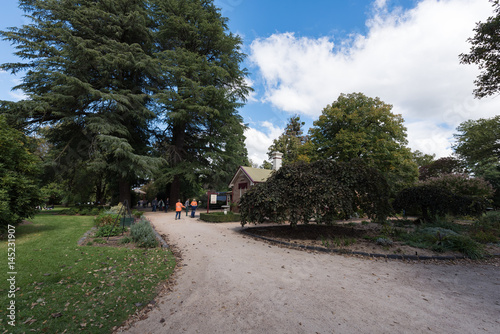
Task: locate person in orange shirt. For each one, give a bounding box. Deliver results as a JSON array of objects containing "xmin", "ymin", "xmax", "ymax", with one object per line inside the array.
[
  {"xmin": 175, "ymin": 199, "xmax": 185, "ymax": 220},
  {"xmin": 190, "ymin": 199, "xmax": 198, "ymax": 218}
]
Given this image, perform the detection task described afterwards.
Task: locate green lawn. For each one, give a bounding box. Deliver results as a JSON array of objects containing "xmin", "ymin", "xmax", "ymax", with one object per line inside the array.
[{"xmin": 0, "ymin": 212, "xmax": 176, "ymax": 333}]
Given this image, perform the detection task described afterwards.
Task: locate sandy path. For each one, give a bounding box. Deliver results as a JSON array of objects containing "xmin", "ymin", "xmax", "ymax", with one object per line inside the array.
[{"xmin": 121, "ymin": 211, "xmax": 500, "ymax": 334}]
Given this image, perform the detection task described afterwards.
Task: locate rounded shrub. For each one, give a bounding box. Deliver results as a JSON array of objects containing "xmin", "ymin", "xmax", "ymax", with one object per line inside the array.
[{"xmin": 130, "ymin": 220, "xmax": 158, "ymax": 248}]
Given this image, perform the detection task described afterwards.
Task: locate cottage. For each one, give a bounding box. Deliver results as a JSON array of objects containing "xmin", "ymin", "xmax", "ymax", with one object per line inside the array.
[{"xmin": 228, "ymin": 152, "xmax": 283, "ymax": 211}]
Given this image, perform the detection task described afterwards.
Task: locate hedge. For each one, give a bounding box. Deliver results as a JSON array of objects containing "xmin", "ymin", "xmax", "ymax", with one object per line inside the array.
[{"xmin": 200, "ymin": 212, "xmax": 241, "ymax": 223}]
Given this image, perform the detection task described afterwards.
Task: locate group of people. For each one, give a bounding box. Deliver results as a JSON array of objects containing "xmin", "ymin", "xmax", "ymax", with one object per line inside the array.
[
  {"xmin": 150, "ymin": 198, "xmax": 170, "ymax": 212},
  {"xmin": 175, "ymin": 199, "xmax": 198, "ymax": 220},
  {"xmin": 148, "ymin": 197, "xmax": 199, "ymax": 219}
]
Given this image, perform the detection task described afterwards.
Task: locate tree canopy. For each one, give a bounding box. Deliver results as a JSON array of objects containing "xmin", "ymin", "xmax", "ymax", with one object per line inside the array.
[
  {"xmin": 239, "ymin": 159, "xmax": 392, "ymax": 227},
  {"xmin": 0, "ymin": 0, "xmax": 250, "ymax": 205},
  {"xmin": 460, "ymin": 0, "xmax": 500, "ymax": 98},
  {"xmin": 0, "ymin": 116, "xmax": 42, "ymax": 228},
  {"xmin": 266, "ymin": 115, "xmax": 311, "ymax": 165},
  {"xmin": 419, "ymin": 157, "xmax": 466, "ymax": 181},
  {"xmin": 309, "ymin": 92, "xmax": 418, "ymax": 194},
  {"xmin": 453, "ymin": 116, "xmax": 500, "ymax": 207}
]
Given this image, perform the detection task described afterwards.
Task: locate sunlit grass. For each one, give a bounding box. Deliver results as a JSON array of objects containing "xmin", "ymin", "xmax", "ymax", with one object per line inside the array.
[{"xmin": 0, "ymin": 212, "xmax": 175, "ymax": 333}]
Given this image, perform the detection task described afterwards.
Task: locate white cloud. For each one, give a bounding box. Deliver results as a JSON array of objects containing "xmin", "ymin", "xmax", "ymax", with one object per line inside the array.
[
  {"xmin": 244, "ymin": 121, "xmax": 283, "ymax": 165},
  {"xmin": 249, "ymin": 0, "xmax": 497, "ymax": 158}
]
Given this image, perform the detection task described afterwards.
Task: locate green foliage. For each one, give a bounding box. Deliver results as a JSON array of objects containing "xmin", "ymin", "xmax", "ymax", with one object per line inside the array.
[
  {"xmin": 420, "ymin": 173, "xmax": 493, "ymax": 199},
  {"xmin": 1, "ymin": 0, "xmax": 163, "ymax": 205},
  {"xmin": 132, "ymin": 210, "xmax": 144, "ymax": 218},
  {"xmin": 94, "ymin": 214, "xmax": 118, "ymax": 228},
  {"xmin": 40, "ymin": 182, "xmax": 65, "ymax": 205},
  {"xmin": 94, "ymin": 225, "xmax": 124, "ymax": 238},
  {"xmin": 151, "ymin": 0, "xmax": 251, "ymax": 201},
  {"xmin": 453, "ymin": 116, "xmax": 500, "ymax": 207},
  {"xmin": 119, "ymin": 236, "xmax": 133, "ymax": 244},
  {"xmin": 460, "ymin": 1, "xmax": 500, "ymax": 98},
  {"xmin": 419, "ymin": 157, "xmax": 466, "ymax": 180},
  {"xmin": 470, "ymin": 211, "xmax": 500, "ymax": 243},
  {"xmin": 267, "ymin": 115, "xmax": 311, "ymax": 165},
  {"xmin": 401, "ymin": 225, "xmax": 484, "ymax": 259},
  {"xmin": 412, "ymin": 150, "xmax": 436, "ymax": 168},
  {"xmin": 130, "ymin": 220, "xmax": 159, "ymax": 248},
  {"xmin": 200, "ymin": 212, "xmax": 241, "ymax": 222},
  {"xmin": 393, "ymin": 185, "xmax": 487, "ymax": 221},
  {"xmin": 239, "ymin": 159, "xmax": 392, "ymax": 227},
  {"xmin": 0, "ymin": 116, "xmax": 43, "ymax": 228},
  {"xmin": 309, "ymin": 92, "xmax": 418, "ymax": 194}
]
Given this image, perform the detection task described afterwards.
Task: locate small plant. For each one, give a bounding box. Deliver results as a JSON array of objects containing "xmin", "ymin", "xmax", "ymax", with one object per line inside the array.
[
  {"xmin": 343, "ymin": 237, "xmax": 355, "ymax": 247},
  {"xmin": 93, "ymin": 237, "xmax": 107, "ymax": 244},
  {"xmin": 79, "ymin": 208, "xmax": 89, "ymax": 215},
  {"xmin": 94, "ymin": 225, "xmax": 124, "ymax": 237},
  {"xmin": 381, "ymin": 224, "xmax": 395, "ymax": 237},
  {"xmin": 90, "ymin": 207, "xmax": 101, "ymax": 216},
  {"xmin": 119, "ymin": 236, "xmax": 133, "ymax": 244},
  {"xmin": 132, "ymin": 210, "xmax": 144, "ymax": 218},
  {"xmin": 130, "ymin": 220, "xmax": 158, "ymax": 248},
  {"xmin": 444, "ymin": 235, "xmax": 484, "ymax": 259},
  {"xmin": 376, "ymin": 237, "xmax": 393, "ymax": 246},
  {"xmin": 361, "ymin": 220, "xmax": 370, "ymax": 225},
  {"xmin": 94, "ymin": 213, "xmax": 118, "ymax": 228},
  {"xmin": 470, "ymin": 211, "xmax": 500, "ymax": 243},
  {"xmin": 320, "ymin": 235, "xmax": 330, "ymax": 248}
]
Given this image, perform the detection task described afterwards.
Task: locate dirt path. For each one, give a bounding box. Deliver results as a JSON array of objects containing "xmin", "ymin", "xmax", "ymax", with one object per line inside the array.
[{"xmin": 120, "ymin": 212, "xmax": 500, "ymax": 334}]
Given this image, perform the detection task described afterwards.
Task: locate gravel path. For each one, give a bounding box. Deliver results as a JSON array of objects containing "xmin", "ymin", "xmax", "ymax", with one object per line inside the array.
[{"xmin": 120, "ymin": 211, "xmax": 500, "ymax": 334}]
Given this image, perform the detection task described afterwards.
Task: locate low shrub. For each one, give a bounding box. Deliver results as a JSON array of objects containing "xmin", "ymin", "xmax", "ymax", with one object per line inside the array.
[
  {"xmin": 132, "ymin": 210, "xmax": 144, "ymax": 218},
  {"xmin": 60, "ymin": 208, "xmax": 78, "ymax": 215},
  {"xmin": 90, "ymin": 208, "xmax": 101, "ymax": 216},
  {"xmin": 94, "ymin": 225, "xmax": 125, "ymax": 237},
  {"xmin": 470, "ymin": 211, "xmax": 500, "ymax": 243},
  {"xmin": 402, "ymin": 226, "xmax": 484, "ymax": 258},
  {"xmin": 79, "ymin": 209, "xmax": 90, "ymax": 216},
  {"xmin": 200, "ymin": 212, "xmax": 241, "ymax": 222},
  {"xmin": 94, "ymin": 214, "xmax": 118, "ymax": 228},
  {"xmin": 443, "ymin": 235, "xmax": 484, "ymax": 259},
  {"xmin": 130, "ymin": 220, "xmax": 158, "ymax": 248}
]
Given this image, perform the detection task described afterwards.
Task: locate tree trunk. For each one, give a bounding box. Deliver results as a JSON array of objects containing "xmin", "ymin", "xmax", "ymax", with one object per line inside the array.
[
  {"xmin": 169, "ymin": 175, "xmax": 181, "ymax": 203},
  {"xmin": 168, "ymin": 122, "xmax": 186, "ymax": 202},
  {"xmin": 119, "ymin": 179, "xmax": 131, "ymax": 206}
]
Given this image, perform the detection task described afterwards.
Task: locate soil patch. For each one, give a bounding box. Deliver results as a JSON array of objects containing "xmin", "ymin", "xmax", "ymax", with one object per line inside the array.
[{"xmin": 82, "ymin": 230, "xmax": 138, "ymax": 249}]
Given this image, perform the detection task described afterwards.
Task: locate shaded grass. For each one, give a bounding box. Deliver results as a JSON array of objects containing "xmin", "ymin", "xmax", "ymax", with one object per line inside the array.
[{"xmin": 0, "ymin": 213, "xmax": 175, "ymax": 333}]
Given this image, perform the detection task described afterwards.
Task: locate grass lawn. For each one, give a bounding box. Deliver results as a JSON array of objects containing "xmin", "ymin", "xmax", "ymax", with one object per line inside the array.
[{"xmin": 0, "ymin": 211, "xmax": 176, "ymax": 333}]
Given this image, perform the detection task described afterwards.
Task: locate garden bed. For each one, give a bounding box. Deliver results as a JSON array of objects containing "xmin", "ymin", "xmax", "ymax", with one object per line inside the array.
[{"xmin": 243, "ymin": 218, "xmax": 500, "ymax": 259}]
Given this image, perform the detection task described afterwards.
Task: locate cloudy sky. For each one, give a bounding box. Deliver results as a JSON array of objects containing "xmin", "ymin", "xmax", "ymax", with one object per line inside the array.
[
  {"xmin": 215, "ymin": 0, "xmax": 498, "ymax": 164},
  {"xmin": 1, "ymin": 0, "xmax": 498, "ymax": 165}
]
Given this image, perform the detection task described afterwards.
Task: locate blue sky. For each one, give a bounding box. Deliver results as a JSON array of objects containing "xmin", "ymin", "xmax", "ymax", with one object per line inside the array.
[{"xmin": 1, "ymin": 0, "xmax": 498, "ymax": 165}]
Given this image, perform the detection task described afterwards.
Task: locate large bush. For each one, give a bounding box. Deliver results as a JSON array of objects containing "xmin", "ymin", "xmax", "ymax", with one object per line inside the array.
[
  {"xmin": 239, "ymin": 159, "xmax": 391, "ymax": 227},
  {"xmin": 130, "ymin": 220, "xmax": 158, "ymax": 248},
  {"xmin": 0, "ymin": 116, "xmax": 43, "ymax": 229},
  {"xmin": 393, "ymin": 185, "xmax": 487, "ymax": 221},
  {"xmin": 419, "ymin": 173, "xmax": 493, "ymax": 200}
]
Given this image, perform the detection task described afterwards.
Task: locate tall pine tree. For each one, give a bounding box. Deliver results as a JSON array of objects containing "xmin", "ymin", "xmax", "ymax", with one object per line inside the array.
[
  {"xmin": 150, "ymin": 0, "xmax": 251, "ymax": 200},
  {"xmin": 1, "ymin": 0, "xmax": 161, "ymax": 204}
]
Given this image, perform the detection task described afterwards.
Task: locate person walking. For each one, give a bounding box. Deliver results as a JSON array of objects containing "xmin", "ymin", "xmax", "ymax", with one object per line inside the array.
[
  {"xmin": 185, "ymin": 199, "xmax": 190, "ymax": 216},
  {"xmin": 165, "ymin": 198, "xmax": 170, "ymax": 212},
  {"xmin": 190, "ymin": 199, "xmax": 198, "ymax": 218},
  {"xmin": 158, "ymin": 198, "xmax": 164, "ymax": 211},
  {"xmin": 152, "ymin": 197, "xmax": 158, "ymax": 212},
  {"xmin": 175, "ymin": 199, "xmax": 185, "ymax": 220}
]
